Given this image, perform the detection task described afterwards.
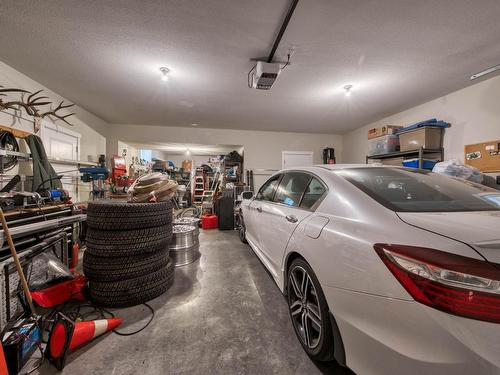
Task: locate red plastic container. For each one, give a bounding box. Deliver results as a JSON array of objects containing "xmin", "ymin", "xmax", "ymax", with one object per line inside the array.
[{"xmin": 202, "ymin": 214, "xmax": 218, "ymax": 230}]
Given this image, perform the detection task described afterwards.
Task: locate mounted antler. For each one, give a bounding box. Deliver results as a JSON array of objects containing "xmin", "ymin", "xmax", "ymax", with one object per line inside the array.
[
  {"xmin": 0, "ymin": 86, "xmax": 75, "ymax": 126},
  {"xmin": 0, "ymin": 86, "xmax": 31, "ymax": 112},
  {"xmin": 14, "ymin": 90, "xmax": 53, "ymax": 117},
  {"xmin": 40, "ymin": 100, "xmax": 76, "ymax": 126}
]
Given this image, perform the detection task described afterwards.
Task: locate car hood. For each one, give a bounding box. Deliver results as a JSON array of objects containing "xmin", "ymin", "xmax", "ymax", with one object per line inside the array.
[{"xmin": 397, "ymin": 211, "xmax": 500, "ymax": 263}]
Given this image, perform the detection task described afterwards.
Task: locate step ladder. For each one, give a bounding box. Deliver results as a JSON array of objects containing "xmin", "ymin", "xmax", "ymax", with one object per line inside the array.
[{"xmin": 192, "ymin": 168, "xmax": 205, "ymax": 205}]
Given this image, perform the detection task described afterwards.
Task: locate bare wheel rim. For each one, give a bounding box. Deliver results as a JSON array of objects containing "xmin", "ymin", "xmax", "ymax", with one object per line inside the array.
[{"xmin": 288, "ymin": 265, "xmax": 322, "ymax": 350}]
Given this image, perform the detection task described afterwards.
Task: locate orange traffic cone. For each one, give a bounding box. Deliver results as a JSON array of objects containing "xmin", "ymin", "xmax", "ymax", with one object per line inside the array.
[
  {"xmin": 0, "ymin": 342, "xmax": 8, "ymax": 375},
  {"xmin": 47, "ymin": 313, "xmax": 122, "ymax": 370}
]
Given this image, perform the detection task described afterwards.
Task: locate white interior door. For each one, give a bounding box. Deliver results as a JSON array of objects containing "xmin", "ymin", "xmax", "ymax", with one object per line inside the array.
[
  {"xmin": 40, "ymin": 121, "xmax": 83, "ymax": 200},
  {"xmin": 282, "ymin": 151, "xmax": 313, "ymax": 169},
  {"xmin": 41, "ymin": 123, "xmax": 80, "ymax": 161}
]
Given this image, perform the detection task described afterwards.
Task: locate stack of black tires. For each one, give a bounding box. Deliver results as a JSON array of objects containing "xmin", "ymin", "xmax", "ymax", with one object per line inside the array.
[{"xmin": 83, "ymin": 200, "xmax": 174, "ymax": 307}]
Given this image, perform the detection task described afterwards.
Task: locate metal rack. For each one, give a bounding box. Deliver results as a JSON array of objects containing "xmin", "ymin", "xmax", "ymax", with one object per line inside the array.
[
  {"xmin": 0, "ymin": 148, "xmax": 31, "ymax": 175},
  {"xmin": 366, "ymin": 148, "xmax": 444, "ymax": 167}
]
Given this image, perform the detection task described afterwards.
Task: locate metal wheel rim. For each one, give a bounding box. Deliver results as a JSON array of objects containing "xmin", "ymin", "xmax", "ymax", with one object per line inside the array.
[{"xmin": 288, "ymin": 265, "xmax": 322, "ymax": 350}]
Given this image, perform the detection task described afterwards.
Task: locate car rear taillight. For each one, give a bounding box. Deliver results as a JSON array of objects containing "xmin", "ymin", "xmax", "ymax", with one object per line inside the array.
[{"xmin": 374, "ymin": 244, "xmax": 500, "ymax": 324}]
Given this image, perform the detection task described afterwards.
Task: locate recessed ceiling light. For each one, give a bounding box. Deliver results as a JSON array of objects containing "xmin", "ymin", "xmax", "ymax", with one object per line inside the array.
[
  {"xmin": 191, "ymin": 123, "xmax": 199, "ymax": 127},
  {"xmin": 344, "ymin": 84, "xmax": 353, "ymax": 96},
  {"xmin": 160, "ymin": 67, "xmax": 170, "ymax": 81}
]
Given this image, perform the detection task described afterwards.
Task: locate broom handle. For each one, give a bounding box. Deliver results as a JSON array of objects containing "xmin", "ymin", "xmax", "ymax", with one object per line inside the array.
[{"xmin": 0, "ymin": 207, "xmax": 37, "ymax": 315}]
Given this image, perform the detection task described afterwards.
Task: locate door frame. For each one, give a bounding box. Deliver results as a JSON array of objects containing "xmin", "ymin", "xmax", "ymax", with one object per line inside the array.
[
  {"xmin": 282, "ymin": 151, "xmax": 314, "ymax": 169},
  {"xmin": 39, "ymin": 119, "xmax": 81, "ymax": 161}
]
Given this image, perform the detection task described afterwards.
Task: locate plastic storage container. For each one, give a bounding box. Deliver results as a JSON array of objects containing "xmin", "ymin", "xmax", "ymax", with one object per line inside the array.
[
  {"xmin": 399, "ymin": 127, "xmax": 443, "ymax": 151},
  {"xmin": 367, "ymin": 135, "xmax": 400, "ymax": 156},
  {"xmin": 402, "ymin": 158, "xmax": 438, "ymax": 170},
  {"xmin": 201, "ymin": 214, "xmax": 218, "ymax": 230}
]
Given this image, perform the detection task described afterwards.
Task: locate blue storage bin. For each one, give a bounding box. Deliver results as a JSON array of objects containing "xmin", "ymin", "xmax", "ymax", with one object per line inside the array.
[{"xmin": 402, "ymin": 158, "xmax": 438, "ymax": 170}]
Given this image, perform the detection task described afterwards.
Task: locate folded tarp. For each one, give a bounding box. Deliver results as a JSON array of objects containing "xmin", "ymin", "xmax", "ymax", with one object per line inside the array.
[{"xmin": 395, "ymin": 118, "xmax": 450, "ymax": 134}]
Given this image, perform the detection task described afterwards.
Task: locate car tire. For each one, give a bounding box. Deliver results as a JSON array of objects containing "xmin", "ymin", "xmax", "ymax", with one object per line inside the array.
[
  {"xmin": 85, "ymin": 225, "xmax": 172, "ymax": 257},
  {"xmin": 287, "ymin": 257, "xmax": 335, "ymax": 362},
  {"xmin": 89, "ymin": 260, "xmax": 175, "ymax": 308},
  {"xmin": 238, "ymin": 225, "xmax": 248, "ymax": 244},
  {"xmin": 86, "ymin": 200, "xmax": 173, "ymax": 230},
  {"xmin": 83, "ymin": 249, "xmax": 170, "ymax": 282}
]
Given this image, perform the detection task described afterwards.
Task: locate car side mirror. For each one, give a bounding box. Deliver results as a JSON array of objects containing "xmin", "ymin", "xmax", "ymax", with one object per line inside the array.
[{"xmin": 242, "ymin": 191, "xmax": 254, "ymax": 200}]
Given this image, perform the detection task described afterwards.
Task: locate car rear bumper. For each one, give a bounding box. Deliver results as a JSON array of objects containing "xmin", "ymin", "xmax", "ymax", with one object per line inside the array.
[{"xmin": 324, "ymin": 286, "xmax": 500, "ymax": 375}]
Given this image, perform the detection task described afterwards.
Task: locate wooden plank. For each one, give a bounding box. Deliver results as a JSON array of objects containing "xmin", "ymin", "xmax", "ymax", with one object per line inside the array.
[
  {"xmin": 0, "ymin": 124, "xmax": 33, "ymax": 139},
  {"xmin": 464, "ymin": 140, "xmax": 500, "ymax": 173}
]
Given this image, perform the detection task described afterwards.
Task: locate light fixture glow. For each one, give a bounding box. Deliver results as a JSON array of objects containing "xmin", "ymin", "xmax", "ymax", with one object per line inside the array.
[
  {"xmin": 191, "ymin": 123, "xmax": 199, "ymax": 127},
  {"xmin": 470, "ymin": 64, "xmax": 500, "ymax": 80},
  {"xmin": 344, "ymin": 84, "xmax": 353, "ymax": 96},
  {"xmin": 185, "ymin": 149, "xmax": 191, "ymax": 156},
  {"xmin": 160, "ymin": 67, "xmax": 170, "ymax": 81}
]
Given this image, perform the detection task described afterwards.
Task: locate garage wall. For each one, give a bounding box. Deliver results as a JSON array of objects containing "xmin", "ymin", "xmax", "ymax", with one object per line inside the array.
[
  {"xmin": 342, "ymin": 75, "xmax": 500, "ymax": 165},
  {"xmin": 108, "ymin": 124, "xmax": 342, "ymax": 189},
  {"xmin": 0, "ymin": 61, "xmax": 108, "ymax": 158}
]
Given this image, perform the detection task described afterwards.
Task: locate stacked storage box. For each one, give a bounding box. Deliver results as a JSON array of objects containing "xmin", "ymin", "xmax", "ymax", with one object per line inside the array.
[{"xmin": 367, "ymin": 126, "xmax": 402, "ymax": 163}]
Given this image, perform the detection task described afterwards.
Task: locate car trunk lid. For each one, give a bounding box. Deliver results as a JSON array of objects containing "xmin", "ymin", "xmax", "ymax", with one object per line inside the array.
[{"xmin": 397, "ymin": 211, "xmax": 500, "ymax": 263}]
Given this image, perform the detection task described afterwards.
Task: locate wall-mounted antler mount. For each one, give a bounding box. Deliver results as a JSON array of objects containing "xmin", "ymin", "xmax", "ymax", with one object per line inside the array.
[{"xmin": 0, "ymin": 86, "xmax": 75, "ymax": 126}]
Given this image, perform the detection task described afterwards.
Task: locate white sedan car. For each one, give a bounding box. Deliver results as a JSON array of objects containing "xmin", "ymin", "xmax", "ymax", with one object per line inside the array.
[{"xmin": 239, "ymin": 165, "xmax": 500, "ymax": 375}]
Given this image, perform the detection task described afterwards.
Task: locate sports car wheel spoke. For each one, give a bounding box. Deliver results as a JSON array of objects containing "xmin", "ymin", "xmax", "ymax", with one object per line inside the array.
[
  {"xmin": 290, "ymin": 271, "xmax": 303, "ymax": 299},
  {"xmin": 307, "ymin": 307, "xmax": 321, "ymax": 330},
  {"xmin": 301, "ymin": 274, "xmax": 309, "ymax": 299},
  {"xmin": 302, "ymin": 311, "xmax": 312, "ymax": 347},
  {"xmin": 290, "ymin": 300, "xmax": 302, "ymax": 316}
]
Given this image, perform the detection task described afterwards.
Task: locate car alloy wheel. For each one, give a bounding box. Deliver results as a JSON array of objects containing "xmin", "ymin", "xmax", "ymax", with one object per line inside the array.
[
  {"xmin": 287, "ymin": 258, "xmax": 336, "ymax": 361},
  {"xmin": 288, "ymin": 265, "xmax": 322, "ymax": 349}
]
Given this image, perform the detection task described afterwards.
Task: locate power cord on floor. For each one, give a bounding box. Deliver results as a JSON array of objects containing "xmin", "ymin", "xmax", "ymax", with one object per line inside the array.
[
  {"xmin": 59, "ymin": 302, "xmax": 155, "ymax": 336},
  {"xmin": 107, "ymin": 303, "xmax": 155, "ymax": 336}
]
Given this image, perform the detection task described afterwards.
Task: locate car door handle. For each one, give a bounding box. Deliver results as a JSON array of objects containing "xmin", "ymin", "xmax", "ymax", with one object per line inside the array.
[
  {"xmin": 285, "ymin": 215, "xmax": 298, "ymax": 223},
  {"xmin": 256, "ymin": 206, "xmax": 262, "ymax": 213}
]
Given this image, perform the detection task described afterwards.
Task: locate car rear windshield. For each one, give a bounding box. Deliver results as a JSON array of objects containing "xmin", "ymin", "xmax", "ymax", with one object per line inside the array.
[{"xmin": 335, "ymin": 168, "xmax": 500, "ymax": 212}]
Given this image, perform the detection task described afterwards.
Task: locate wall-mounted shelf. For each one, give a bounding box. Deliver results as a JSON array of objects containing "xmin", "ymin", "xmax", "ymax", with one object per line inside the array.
[
  {"xmin": 366, "ymin": 148, "xmax": 444, "ymax": 166},
  {"xmin": 0, "ymin": 124, "xmax": 34, "ymax": 139},
  {"xmin": 0, "ymin": 149, "xmax": 31, "ymax": 159}
]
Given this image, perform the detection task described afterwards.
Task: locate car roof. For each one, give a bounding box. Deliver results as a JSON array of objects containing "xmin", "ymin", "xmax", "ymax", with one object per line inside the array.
[
  {"xmin": 316, "ymin": 163, "xmax": 401, "ymax": 171},
  {"xmin": 279, "ymin": 164, "xmax": 400, "ymax": 173}
]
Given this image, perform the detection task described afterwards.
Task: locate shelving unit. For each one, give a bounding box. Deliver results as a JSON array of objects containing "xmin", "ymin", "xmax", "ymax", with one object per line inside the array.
[{"xmin": 366, "ymin": 147, "xmax": 444, "ymax": 167}]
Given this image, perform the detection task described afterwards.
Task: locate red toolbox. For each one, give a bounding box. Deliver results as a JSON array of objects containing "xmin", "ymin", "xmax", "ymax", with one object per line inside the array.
[{"xmin": 202, "ymin": 214, "xmax": 218, "ymax": 230}]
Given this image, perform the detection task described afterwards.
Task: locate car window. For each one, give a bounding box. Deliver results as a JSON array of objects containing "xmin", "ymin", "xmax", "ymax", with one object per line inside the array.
[
  {"xmin": 256, "ymin": 174, "xmax": 281, "ymax": 201},
  {"xmin": 274, "ymin": 173, "xmax": 312, "ymax": 207},
  {"xmin": 336, "ymin": 167, "xmax": 500, "ymax": 212},
  {"xmin": 300, "ymin": 177, "xmax": 327, "ymax": 209}
]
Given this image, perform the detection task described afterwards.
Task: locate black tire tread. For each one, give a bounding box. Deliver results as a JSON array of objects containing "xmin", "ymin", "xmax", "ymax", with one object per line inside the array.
[
  {"xmin": 83, "ymin": 250, "xmax": 170, "ymax": 282},
  {"xmin": 89, "ymin": 262, "xmax": 175, "ymax": 307},
  {"xmin": 87, "ymin": 200, "xmax": 173, "ymax": 230},
  {"xmin": 85, "ymin": 225, "xmax": 172, "ymax": 257}
]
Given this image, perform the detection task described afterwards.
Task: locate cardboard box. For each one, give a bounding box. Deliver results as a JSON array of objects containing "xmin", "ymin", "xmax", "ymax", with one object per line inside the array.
[
  {"xmin": 367, "ymin": 125, "xmax": 402, "ymax": 139},
  {"xmin": 399, "ymin": 127, "xmax": 443, "ymax": 152}
]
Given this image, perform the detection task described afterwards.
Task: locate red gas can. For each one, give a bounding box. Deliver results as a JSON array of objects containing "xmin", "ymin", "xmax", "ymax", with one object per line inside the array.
[{"xmin": 202, "ymin": 214, "xmax": 218, "ymax": 230}]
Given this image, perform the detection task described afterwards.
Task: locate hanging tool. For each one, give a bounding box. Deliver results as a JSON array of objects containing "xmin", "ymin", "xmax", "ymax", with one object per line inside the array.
[{"xmin": 0, "ymin": 207, "xmax": 37, "ymax": 315}]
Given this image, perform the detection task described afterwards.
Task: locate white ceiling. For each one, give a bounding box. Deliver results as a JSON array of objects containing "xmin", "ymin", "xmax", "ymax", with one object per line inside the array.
[
  {"xmin": 1, "ymin": 0, "xmax": 500, "ymax": 134},
  {"xmin": 126, "ymin": 142, "xmax": 242, "ymax": 156}
]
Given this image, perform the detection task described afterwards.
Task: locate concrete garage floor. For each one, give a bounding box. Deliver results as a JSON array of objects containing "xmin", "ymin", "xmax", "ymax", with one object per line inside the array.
[{"xmin": 37, "ymin": 230, "xmax": 352, "ymax": 375}]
